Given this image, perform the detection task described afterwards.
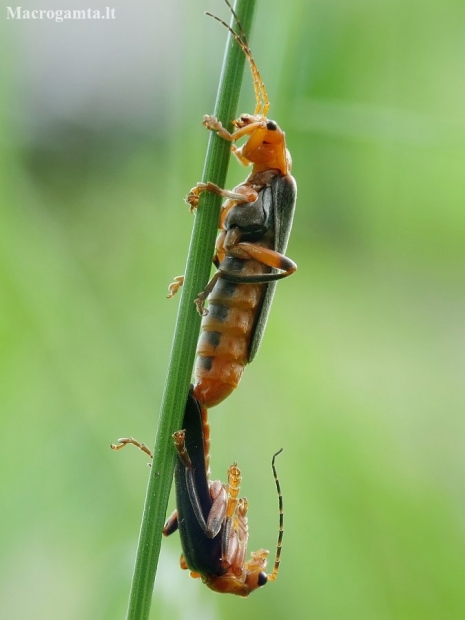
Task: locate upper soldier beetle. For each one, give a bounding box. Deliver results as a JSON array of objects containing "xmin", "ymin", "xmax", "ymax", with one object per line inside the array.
[
  {"xmin": 169, "ymin": 0, "xmax": 297, "ymax": 409},
  {"xmin": 112, "ymin": 388, "xmax": 284, "ymax": 597}
]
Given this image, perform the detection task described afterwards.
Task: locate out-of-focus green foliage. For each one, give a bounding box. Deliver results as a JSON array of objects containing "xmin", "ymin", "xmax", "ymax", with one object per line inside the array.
[{"xmin": 1, "ymin": 1, "xmax": 464, "ymax": 619}]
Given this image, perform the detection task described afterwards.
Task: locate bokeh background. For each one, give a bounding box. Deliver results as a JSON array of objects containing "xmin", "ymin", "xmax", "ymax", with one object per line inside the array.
[{"xmin": 1, "ymin": 0, "xmax": 464, "ymax": 618}]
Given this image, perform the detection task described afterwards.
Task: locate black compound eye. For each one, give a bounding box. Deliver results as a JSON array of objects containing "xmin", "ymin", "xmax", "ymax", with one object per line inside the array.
[
  {"xmin": 257, "ymin": 572, "xmax": 268, "ymax": 587},
  {"xmin": 266, "ymin": 121, "xmax": 277, "ymax": 130}
]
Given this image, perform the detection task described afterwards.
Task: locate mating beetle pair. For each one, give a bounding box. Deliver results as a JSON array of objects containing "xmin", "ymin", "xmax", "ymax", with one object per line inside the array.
[{"xmin": 114, "ymin": 0, "xmax": 297, "ymax": 597}]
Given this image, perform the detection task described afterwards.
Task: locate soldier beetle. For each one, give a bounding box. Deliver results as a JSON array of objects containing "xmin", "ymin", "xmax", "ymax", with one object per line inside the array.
[
  {"xmin": 169, "ymin": 0, "xmax": 297, "ymax": 409},
  {"xmin": 112, "ymin": 388, "xmax": 284, "ymax": 597}
]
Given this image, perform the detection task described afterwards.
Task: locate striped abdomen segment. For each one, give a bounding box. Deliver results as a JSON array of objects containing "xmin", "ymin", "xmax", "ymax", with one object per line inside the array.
[{"xmin": 193, "ymin": 257, "xmax": 268, "ymax": 408}]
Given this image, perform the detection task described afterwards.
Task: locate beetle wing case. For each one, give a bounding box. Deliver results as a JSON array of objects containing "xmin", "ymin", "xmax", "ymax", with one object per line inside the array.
[
  {"xmin": 175, "ymin": 391, "xmax": 224, "ymax": 576},
  {"xmin": 248, "ymin": 173, "xmax": 297, "ymax": 362}
]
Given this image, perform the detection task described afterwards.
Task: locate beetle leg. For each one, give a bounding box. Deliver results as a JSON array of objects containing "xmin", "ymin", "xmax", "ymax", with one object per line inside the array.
[
  {"xmin": 205, "ymin": 480, "xmax": 228, "ymax": 538},
  {"xmin": 230, "ymin": 145, "xmax": 253, "ymax": 167},
  {"xmin": 186, "ymin": 181, "xmax": 257, "ymax": 212},
  {"xmin": 173, "ymin": 428, "xmax": 228, "ymax": 539},
  {"xmin": 220, "ymin": 498, "xmax": 248, "ymax": 574},
  {"xmin": 173, "ymin": 429, "xmax": 210, "ymax": 534},
  {"xmin": 218, "ymin": 199, "xmax": 236, "ymax": 230},
  {"xmin": 186, "ymin": 182, "xmax": 243, "ymax": 211},
  {"xmin": 110, "ymin": 437, "xmax": 153, "ymax": 459},
  {"xmin": 188, "ymin": 569, "xmax": 202, "ymax": 578},
  {"xmin": 163, "ymin": 509, "xmax": 179, "ymax": 536},
  {"xmin": 220, "ymin": 242, "xmax": 297, "ymax": 284},
  {"xmin": 167, "ymin": 275, "xmax": 185, "ymax": 298},
  {"xmin": 203, "ymin": 115, "xmax": 265, "ymax": 143},
  {"xmin": 179, "ymin": 555, "xmax": 190, "ymax": 571},
  {"xmin": 202, "ymin": 115, "xmax": 224, "ymax": 133},
  {"xmin": 194, "ymin": 270, "xmax": 222, "ymax": 316},
  {"xmin": 173, "ymin": 429, "xmax": 191, "ymax": 468},
  {"xmin": 193, "ymin": 241, "xmax": 295, "ymax": 315},
  {"xmin": 218, "ymin": 464, "xmax": 245, "ymax": 571}
]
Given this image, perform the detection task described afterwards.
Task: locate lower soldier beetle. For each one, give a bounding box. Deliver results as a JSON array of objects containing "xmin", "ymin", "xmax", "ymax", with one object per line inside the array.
[
  {"xmin": 168, "ymin": 0, "xmax": 298, "ymax": 409},
  {"xmin": 111, "ymin": 388, "xmax": 284, "ymax": 596}
]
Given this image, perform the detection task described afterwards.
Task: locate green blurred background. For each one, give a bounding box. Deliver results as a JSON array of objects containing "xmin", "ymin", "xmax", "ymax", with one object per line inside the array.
[{"xmin": 1, "ymin": 1, "xmax": 464, "ymax": 618}]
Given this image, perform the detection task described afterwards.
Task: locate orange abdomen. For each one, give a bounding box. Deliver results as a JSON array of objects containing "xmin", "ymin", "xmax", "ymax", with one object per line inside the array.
[{"xmin": 193, "ymin": 258, "xmax": 267, "ymax": 408}]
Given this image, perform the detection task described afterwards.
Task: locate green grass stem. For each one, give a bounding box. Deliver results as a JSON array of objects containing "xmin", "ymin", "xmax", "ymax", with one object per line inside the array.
[{"xmin": 125, "ymin": 1, "xmax": 257, "ymax": 618}]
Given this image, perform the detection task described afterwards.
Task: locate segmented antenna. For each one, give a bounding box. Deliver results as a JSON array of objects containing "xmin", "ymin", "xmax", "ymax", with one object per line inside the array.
[
  {"xmin": 206, "ymin": 0, "xmax": 270, "ymax": 117},
  {"xmin": 267, "ymin": 448, "xmax": 284, "ymax": 581}
]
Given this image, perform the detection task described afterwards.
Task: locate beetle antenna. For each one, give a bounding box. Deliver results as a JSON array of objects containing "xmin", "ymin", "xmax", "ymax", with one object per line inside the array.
[
  {"xmin": 205, "ymin": 0, "xmax": 270, "ymax": 116},
  {"xmin": 267, "ymin": 448, "xmax": 284, "ymax": 581}
]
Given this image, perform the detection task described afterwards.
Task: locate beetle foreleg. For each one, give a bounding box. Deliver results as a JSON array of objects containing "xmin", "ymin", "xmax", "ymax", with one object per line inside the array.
[{"xmin": 203, "ymin": 114, "xmax": 266, "ymax": 144}]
